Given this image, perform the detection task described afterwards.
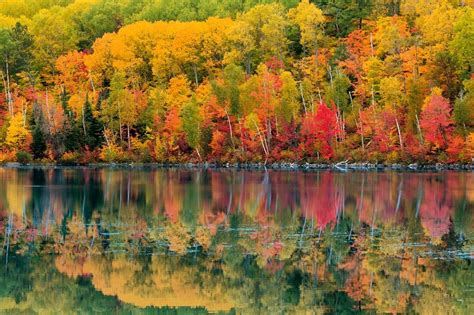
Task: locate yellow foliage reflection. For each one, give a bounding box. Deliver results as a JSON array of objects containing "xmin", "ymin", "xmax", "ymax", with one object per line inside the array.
[{"xmin": 57, "ymin": 254, "xmax": 236, "ymax": 312}]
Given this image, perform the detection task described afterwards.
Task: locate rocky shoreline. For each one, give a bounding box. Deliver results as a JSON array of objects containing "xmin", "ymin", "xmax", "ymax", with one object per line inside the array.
[{"xmin": 1, "ymin": 161, "xmax": 473, "ymax": 171}]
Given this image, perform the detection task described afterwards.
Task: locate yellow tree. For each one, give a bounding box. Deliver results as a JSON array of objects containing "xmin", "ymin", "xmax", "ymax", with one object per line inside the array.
[
  {"xmin": 5, "ymin": 112, "xmax": 30, "ymax": 151},
  {"xmin": 171, "ymin": 21, "xmax": 206, "ymax": 86},
  {"xmin": 288, "ymin": 0, "xmax": 325, "ymax": 55},
  {"xmin": 380, "ymin": 76, "xmax": 405, "ymax": 150},
  {"xmin": 362, "ymin": 56, "xmax": 384, "ymax": 102},
  {"xmin": 110, "ymin": 21, "xmax": 159, "ymax": 88},
  {"xmin": 225, "ymin": 4, "xmax": 288, "ymax": 73},
  {"xmin": 374, "ymin": 16, "xmax": 409, "ymax": 57},
  {"xmin": 416, "ymin": 1, "xmax": 460, "ymax": 49},
  {"xmin": 288, "ymin": 0, "xmax": 325, "ymax": 111},
  {"xmin": 163, "ymin": 75, "xmax": 192, "ymax": 155},
  {"xmin": 200, "ymin": 18, "xmax": 232, "ymax": 76},
  {"xmin": 151, "ymin": 20, "xmax": 230, "ymax": 85},
  {"xmin": 152, "ymin": 22, "xmax": 180, "ymax": 83},
  {"xmin": 165, "ymin": 74, "xmax": 193, "ymax": 112},
  {"xmin": 30, "ymin": 6, "xmax": 79, "ymax": 72},
  {"xmin": 102, "ymin": 71, "xmax": 136, "ymax": 149},
  {"xmin": 84, "ymin": 32, "xmax": 115, "ymax": 89},
  {"xmin": 380, "ymin": 77, "xmax": 404, "ymax": 110},
  {"xmin": 278, "ymin": 71, "xmax": 300, "ymax": 124},
  {"xmin": 450, "ymin": 7, "xmax": 474, "ymax": 71}
]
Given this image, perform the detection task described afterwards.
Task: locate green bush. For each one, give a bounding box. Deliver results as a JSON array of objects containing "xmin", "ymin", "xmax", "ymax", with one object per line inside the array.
[{"xmin": 16, "ymin": 151, "xmax": 32, "ymax": 164}]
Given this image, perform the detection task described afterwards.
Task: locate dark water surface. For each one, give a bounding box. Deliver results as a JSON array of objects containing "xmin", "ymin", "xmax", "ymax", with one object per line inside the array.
[{"xmin": 0, "ymin": 168, "xmax": 473, "ymax": 313}]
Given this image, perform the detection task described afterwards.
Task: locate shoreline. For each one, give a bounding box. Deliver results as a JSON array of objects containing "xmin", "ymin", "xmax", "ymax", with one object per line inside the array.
[{"xmin": 1, "ymin": 162, "xmax": 473, "ymax": 171}]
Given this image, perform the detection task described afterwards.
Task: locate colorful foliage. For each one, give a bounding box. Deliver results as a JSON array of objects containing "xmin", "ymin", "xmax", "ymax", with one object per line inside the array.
[{"xmin": 0, "ymin": 1, "xmax": 472, "ymax": 163}]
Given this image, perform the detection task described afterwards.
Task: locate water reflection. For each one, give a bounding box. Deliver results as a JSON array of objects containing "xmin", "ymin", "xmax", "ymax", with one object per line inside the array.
[{"xmin": 0, "ymin": 168, "xmax": 473, "ymax": 313}]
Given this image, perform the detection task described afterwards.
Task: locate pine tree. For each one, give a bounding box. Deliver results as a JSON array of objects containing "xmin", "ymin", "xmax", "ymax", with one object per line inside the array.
[
  {"xmin": 31, "ymin": 123, "xmax": 47, "ymax": 159},
  {"xmin": 82, "ymin": 96, "xmax": 103, "ymax": 150},
  {"xmin": 60, "ymin": 90, "xmax": 82, "ymax": 152},
  {"xmin": 63, "ymin": 118, "xmax": 82, "ymax": 152}
]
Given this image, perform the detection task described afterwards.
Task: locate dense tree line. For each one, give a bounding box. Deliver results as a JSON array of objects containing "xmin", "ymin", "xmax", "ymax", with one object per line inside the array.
[{"xmin": 0, "ymin": 0, "xmax": 473, "ymax": 163}]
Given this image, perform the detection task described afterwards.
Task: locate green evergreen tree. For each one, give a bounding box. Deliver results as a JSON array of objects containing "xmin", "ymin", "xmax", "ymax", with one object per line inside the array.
[
  {"xmin": 30, "ymin": 123, "xmax": 47, "ymax": 159},
  {"xmin": 82, "ymin": 96, "xmax": 104, "ymax": 150},
  {"xmin": 314, "ymin": 0, "xmax": 373, "ymax": 37},
  {"xmin": 60, "ymin": 90, "xmax": 82, "ymax": 152}
]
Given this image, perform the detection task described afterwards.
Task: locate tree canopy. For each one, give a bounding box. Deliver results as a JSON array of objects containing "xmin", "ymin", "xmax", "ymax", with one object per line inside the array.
[{"xmin": 0, "ymin": 0, "xmax": 472, "ymax": 164}]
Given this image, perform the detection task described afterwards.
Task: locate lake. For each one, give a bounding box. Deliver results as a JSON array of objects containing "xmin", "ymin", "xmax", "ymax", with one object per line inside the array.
[{"xmin": 0, "ymin": 168, "xmax": 473, "ymax": 313}]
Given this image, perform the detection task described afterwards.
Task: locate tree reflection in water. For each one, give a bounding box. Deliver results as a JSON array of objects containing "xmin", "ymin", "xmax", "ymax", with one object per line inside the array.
[{"xmin": 0, "ymin": 168, "xmax": 473, "ymax": 313}]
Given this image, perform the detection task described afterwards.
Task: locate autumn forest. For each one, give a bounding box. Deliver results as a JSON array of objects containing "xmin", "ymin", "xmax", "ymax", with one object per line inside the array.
[{"xmin": 0, "ymin": 0, "xmax": 473, "ymax": 164}]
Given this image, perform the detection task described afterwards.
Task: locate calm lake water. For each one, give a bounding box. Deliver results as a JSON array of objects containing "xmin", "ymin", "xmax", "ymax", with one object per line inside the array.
[{"xmin": 0, "ymin": 168, "xmax": 473, "ymax": 313}]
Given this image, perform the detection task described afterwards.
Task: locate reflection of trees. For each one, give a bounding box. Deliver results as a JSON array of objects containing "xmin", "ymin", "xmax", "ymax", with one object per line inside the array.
[
  {"xmin": 78, "ymin": 254, "xmax": 235, "ymax": 311},
  {"xmin": 1, "ymin": 211, "xmax": 473, "ymax": 313},
  {"xmin": 419, "ymin": 175, "xmax": 453, "ymax": 239},
  {"xmin": 0, "ymin": 169, "xmax": 472, "ymax": 313},
  {"xmin": 299, "ymin": 172, "xmax": 341, "ymax": 230},
  {"xmin": 1, "ymin": 169, "xmax": 471, "ymax": 238},
  {"xmin": 0, "ymin": 255, "xmax": 120, "ymax": 314}
]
